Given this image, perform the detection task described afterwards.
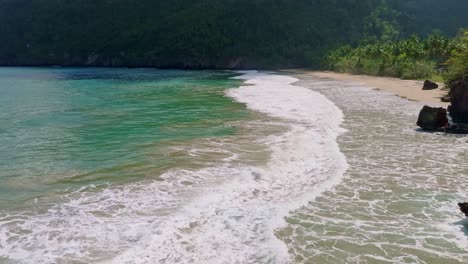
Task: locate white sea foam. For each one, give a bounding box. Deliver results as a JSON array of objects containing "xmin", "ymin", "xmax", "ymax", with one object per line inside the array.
[
  {"xmin": 279, "ymin": 76, "xmax": 468, "ymax": 263},
  {"xmin": 0, "ymin": 72, "xmax": 348, "ymax": 263}
]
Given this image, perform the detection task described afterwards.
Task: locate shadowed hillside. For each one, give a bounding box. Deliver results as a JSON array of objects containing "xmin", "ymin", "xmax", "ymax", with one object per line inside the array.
[{"xmin": 0, "ymin": 0, "xmax": 466, "ymax": 69}]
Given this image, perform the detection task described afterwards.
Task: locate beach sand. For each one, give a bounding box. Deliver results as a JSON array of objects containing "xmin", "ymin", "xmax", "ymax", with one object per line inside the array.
[{"xmin": 291, "ymin": 71, "xmax": 449, "ymax": 106}]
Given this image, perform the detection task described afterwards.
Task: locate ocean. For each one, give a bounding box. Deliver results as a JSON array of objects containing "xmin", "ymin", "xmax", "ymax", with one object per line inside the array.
[{"xmin": 0, "ymin": 68, "xmax": 466, "ymax": 263}]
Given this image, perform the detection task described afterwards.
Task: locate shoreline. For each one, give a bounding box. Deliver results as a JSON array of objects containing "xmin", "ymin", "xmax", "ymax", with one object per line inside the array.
[
  {"xmin": 1, "ymin": 67, "xmax": 450, "ymax": 107},
  {"xmin": 290, "ymin": 70, "xmax": 449, "ymax": 106}
]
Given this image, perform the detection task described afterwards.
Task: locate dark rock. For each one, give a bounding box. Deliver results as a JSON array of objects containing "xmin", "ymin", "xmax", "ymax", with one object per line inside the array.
[
  {"xmin": 458, "ymin": 203, "xmax": 468, "ymax": 217},
  {"xmin": 417, "ymin": 106, "xmax": 448, "ymax": 131},
  {"xmin": 423, "ymin": 80, "xmax": 439, "ymax": 90},
  {"xmin": 447, "ymin": 76, "xmax": 468, "ymax": 123},
  {"xmin": 443, "ymin": 123, "xmax": 468, "ymax": 134},
  {"xmin": 441, "ymin": 94, "xmax": 451, "ymax": 102}
]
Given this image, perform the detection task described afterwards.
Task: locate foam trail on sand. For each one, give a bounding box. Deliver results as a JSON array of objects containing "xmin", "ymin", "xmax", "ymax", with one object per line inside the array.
[{"xmin": 0, "ymin": 72, "xmax": 348, "ymax": 263}]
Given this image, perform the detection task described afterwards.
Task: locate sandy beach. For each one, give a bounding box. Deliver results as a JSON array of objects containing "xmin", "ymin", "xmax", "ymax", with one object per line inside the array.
[{"xmin": 294, "ymin": 71, "xmax": 449, "ymax": 106}]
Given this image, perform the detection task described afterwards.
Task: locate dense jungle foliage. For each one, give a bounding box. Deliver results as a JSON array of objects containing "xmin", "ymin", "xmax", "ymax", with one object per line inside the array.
[
  {"xmin": 444, "ymin": 30, "xmax": 468, "ymax": 83},
  {"xmin": 325, "ymin": 30, "xmax": 468, "ymax": 82},
  {"xmin": 0, "ymin": 0, "xmax": 467, "ymax": 69}
]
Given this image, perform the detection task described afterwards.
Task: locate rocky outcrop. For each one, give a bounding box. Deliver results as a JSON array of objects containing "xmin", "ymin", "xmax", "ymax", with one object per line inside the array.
[
  {"xmin": 447, "ymin": 76, "xmax": 468, "ymax": 123},
  {"xmin": 417, "ymin": 76, "xmax": 468, "ymax": 133},
  {"xmin": 416, "ymin": 106, "xmax": 448, "ymax": 131},
  {"xmin": 459, "ymin": 203, "xmax": 468, "ymax": 217},
  {"xmin": 423, "ymin": 80, "xmax": 439, "ymax": 90}
]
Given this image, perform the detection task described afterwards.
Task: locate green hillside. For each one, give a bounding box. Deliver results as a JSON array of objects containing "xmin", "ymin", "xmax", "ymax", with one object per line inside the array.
[{"xmin": 0, "ymin": 0, "xmax": 467, "ymax": 69}]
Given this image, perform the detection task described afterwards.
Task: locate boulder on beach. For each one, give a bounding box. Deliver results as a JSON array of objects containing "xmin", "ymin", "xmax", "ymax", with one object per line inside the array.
[
  {"xmin": 422, "ymin": 80, "xmax": 439, "ymax": 90},
  {"xmin": 459, "ymin": 203, "xmax": 468, "ymax": 217},
  {"xmin": 447, "ymin": 76, "xmax": 468, "ymax": 123},
  {"xmin": 416, "ymin": 106, "xmax": 448, "ymax": 131}
]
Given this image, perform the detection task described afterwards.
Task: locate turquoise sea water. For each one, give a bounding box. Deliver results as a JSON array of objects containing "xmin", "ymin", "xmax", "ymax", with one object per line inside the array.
[{"xmin": 0, "ymin": 68, "xmax": 246, "ymax": 207}]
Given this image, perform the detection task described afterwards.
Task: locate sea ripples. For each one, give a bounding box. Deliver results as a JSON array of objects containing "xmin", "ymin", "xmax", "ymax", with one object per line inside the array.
[{"xmin": 278, "ymin": 76, "xmax": 468, "ymax": 263}]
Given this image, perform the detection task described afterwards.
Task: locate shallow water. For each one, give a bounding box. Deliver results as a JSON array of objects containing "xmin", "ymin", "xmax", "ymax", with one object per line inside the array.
[
  {"xmin": 0, "ymin": 68, "xmax": 246, "ymax": 207},
  {"xmin": 279, "ymin": 74, "xmax": 468, "ymax": 263},
  {"xmin": 0, "ymin": 68, "xmax": 467, "ymax": 263}
]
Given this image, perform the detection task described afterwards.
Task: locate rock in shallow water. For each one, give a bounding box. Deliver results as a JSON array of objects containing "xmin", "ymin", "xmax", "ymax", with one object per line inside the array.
[
  {"xmin": 416, "ymin": 106, "xmax": 448, "ymax": 131},
  {"xmin": 442, "ymin": 123, "xmax": 468, "ymax": 134},
  {"xmin": 458, "ymin": 203, "xmax": 468, "ymax": 217}
]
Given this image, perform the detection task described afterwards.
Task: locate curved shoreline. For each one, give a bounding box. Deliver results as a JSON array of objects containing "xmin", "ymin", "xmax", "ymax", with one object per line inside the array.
[
  {"xmin": 290, "ymin": 70, "xmax": 449, "ymax": 106},
  {"xmin": 280, "ymin": 72, "xmax": 468, "ymax": 262},
  {"xmin": 0, "ymin": 71, "xmax": 349, "ymax": 263}
]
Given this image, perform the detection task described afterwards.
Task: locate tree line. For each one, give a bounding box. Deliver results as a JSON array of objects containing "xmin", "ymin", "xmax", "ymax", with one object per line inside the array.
[
  {"xmin": 325, "ymin": 29, "xmax": 467, "ymax": 83},
  {"xmin": 0, "ymin": 0, "xmax": 466, "ymax": 69}
]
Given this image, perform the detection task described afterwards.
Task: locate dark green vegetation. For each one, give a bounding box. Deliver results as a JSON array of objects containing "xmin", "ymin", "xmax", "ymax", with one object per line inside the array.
[
  {"xmin": 326, "ymin": 29, "xmax": 468, "ymax": 82},
  {"xmin": 320, "ymin": 0, "xmax": 467, "ymax": 82},
  {"xmin": 444, "ymin": 31, "xmax": 468, "ymax": 83},
  {"xmin": 325, "ymin": 34, "xmax": 450, "ymax": 79},
  {"xmin": 0, "ymin": 0, "xmax": 467, "ymax": 69}
]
